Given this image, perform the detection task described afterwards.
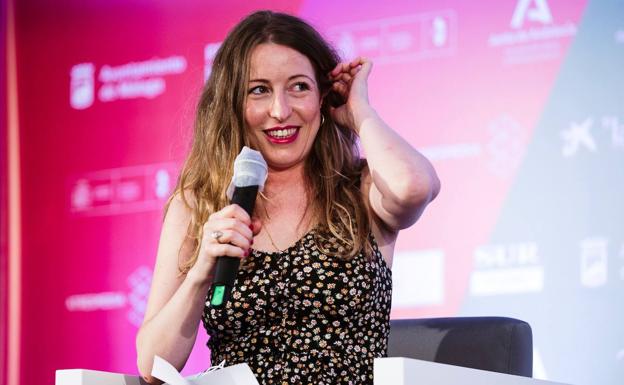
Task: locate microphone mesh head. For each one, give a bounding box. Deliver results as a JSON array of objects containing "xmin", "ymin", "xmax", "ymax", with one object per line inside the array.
[{"xmin": 227, "ymin": 147, "xmax": 268, "ymax": 196}]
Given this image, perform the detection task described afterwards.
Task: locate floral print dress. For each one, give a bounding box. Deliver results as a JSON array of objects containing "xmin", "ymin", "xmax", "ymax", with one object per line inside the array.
[{"xmin": 202, "ymin": 227, "xmax": 393, "ymax": 385}]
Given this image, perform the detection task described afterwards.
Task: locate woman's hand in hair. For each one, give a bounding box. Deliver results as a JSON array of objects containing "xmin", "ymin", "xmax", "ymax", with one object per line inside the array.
[
  {"xmin": 328, "ymin": 57, "xmax": 378, "ymax": 133},
  {"xmin": 186, "ymin": 204, "xmax": 261, "ymax": 285}
]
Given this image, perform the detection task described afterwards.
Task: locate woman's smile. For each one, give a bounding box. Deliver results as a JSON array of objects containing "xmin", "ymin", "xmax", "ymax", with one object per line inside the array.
[{"xmin": 263, "ymin": 125, "xmax": 300, "ymax": 143}]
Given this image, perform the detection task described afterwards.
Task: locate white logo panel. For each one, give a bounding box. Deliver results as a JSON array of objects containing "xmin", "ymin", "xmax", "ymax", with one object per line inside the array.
[
  {"xmin": 487, "ymin": 115, "xmax": 524, "ymax": 178},
  {"xmin": 68, "ymin": 162, "xmax": 178, "ymax": 216},
  {"xmin": 327, "ymin": 10, "xmax": 457, "ymax": 65},
  {"xmin": 488, "ymin": 0, "xmax": 575, "ymax": 65},
  {"xmin": 65, "ymin": 292, "xmax": 127, "ymax": 311},
  {"xmin": 69, "ymin": 56, "xmax": 187, "ymax": 109},
  {"xmin": 127, "ymin": 266, "xmax": 153, "ymax": 326},
  {"xmin": 70, "ymin": 63, "xmax": 96, "ymax": 110},
  {"xmin": 470, "ymin": 242, "xmax": 544, "ymax": 296},
  {"xmin": 602, "ymin": 116, "xmax": 624, "ymax": 149},
  {"xmin": 392, "ymin": 249, "xmax": 445, "ymax": 307},
  {"xmin": 560, "ymin": 114, "xmax": 624, "ymax": 158},
  {"xmin": 65, "ymin": 265, "xmax": 153, "ymax": 327},
  {"xmin": 580, "ymin": 237, "xmax": 608, "ymax": 288}
]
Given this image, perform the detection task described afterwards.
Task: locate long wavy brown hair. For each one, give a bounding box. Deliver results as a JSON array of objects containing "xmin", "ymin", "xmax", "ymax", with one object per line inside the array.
[{"xmin": 170, "ymin": 10, "xmax": 373, "ymax": 273}]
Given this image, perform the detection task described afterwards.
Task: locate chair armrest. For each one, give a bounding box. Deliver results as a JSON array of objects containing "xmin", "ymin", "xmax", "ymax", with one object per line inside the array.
[{"xmin": 387, "ymin": 317, "xmax": 533, "ymax": 377}]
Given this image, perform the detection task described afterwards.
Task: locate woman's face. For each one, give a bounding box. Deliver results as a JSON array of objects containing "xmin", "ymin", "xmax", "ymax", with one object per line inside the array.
[{"xmin": 244, "ymin": 43, "xmax": 322, "ymax": 171}]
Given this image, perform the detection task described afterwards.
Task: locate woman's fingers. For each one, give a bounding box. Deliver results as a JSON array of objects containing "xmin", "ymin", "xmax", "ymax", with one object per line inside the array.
[
  {"xmin": 350, "ymin": 57, "xmax": 365, "ymax": 67},
  {"xmin": 332, "ymin": 82, "xmax": 349, "ymax": 100},
  {"xmin": 189, "ymin": 205, "xmax": 257, "ymax": 283},
  {"xmin": 330, "ymin": 64, "xmax": 352, "ymax": 81},
  {"xmin": 357, "ymin": 60, "xmax": 373, "ymax": 80},
  {"xmin": 329, "ymin": 58, "xmax": 371, "ymax": 102},
  {"xmin": 200, "ymin": 204, "xmax": 256, "ymax": 257},
  {"xmin": 205, "ymin": 217, "xmax": 252, "ymax": 244},
  {"xmin": 204, "ymin": 242, "xmax": 247, "ymax": 259},
  {"xmin": 250, "ymin": 217, "xmax": 262, "ymax": 235},
  {"xmin": 330, "ymin": 61, "xmax": 351, "ymax": 77},
  {"xmin": 208, "ymin": 204, "xmax": 251, "ymax": 226},
  {"xmin": 338, "ymin": 72, "xmax": 354, "ymax": 83},
  {"xmin": 205, "ymin": 227, "xmax": 251, "ymax": 250},
  {"xmin": 330, "ymin": 57, "xmax": 367, "ymax": 77}
]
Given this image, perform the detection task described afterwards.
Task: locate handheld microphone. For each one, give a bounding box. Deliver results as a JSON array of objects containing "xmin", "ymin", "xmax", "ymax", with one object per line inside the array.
[{"xmin": 209, "ymin": 147, "xmax": 267, "ymax": 308}]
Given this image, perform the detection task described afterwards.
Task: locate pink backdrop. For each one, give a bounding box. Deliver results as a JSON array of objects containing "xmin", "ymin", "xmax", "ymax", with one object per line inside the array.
[
  {"xmin": 12, "ymin": 1, "xmax": 620, "ymax": 385},
  {"xmin": 1, "ymin": 0, "xmax": 9, "ymax": 382}
]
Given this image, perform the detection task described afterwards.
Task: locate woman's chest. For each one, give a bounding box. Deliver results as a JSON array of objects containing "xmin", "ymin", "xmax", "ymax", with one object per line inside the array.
[{"xmin": 203, "ymin": 241, "xmax": 387, "ymax": 335}]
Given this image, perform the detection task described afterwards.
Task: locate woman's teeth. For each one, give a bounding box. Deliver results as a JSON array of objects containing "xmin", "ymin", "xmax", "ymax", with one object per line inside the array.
[{"xmin": 266, "ymin": 128, "xmax": 297, "ymax": 138}]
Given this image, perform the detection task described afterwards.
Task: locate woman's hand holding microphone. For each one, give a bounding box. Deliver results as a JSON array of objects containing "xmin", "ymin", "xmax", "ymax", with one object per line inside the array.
[{"xmin": 186, "ymin": 204, "xmax": 261, "ymax": 286}]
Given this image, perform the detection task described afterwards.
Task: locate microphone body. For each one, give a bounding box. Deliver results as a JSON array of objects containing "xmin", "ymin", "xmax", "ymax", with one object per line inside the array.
[
  {"xmin": 209, "ymin": 185, "xmax": 258, "ymax": 307},
  {"xmin": 209, "ymin": 146, "xmax": 267, "ymax": 308}
]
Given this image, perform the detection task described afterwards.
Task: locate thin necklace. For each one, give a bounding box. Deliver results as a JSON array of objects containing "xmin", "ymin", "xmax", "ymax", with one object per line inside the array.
[
  {"xmin": 263, "ymin": 223, "xmax": 281, "ymax": 252},
  {"xmin": 259, "ymin": 192, "xmax": 283, "ymax": 252},
  {"xmin": 259, "ymin": 191, "xmax": 310, "ymax": 252}
]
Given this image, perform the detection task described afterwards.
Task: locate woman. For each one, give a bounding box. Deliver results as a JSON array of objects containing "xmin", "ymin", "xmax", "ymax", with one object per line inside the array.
[{"xmin": 136, "ymin": 10, "xmax": 439, "ymax": 385}]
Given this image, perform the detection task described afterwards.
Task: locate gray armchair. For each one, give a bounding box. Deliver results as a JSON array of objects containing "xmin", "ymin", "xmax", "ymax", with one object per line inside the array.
[{"xmin": 387, "ymin": 317, "xmax": 533, "ymax": 377}]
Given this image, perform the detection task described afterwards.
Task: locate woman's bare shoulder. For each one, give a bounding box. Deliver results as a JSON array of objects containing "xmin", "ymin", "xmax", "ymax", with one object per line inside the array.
[
  {"xmin": 170, "ymin": 189, "xmax": 197, "ymax": 212},
  {"xmin": 163, "ymin": 189, "xmax": 198, "ymax": 228}
]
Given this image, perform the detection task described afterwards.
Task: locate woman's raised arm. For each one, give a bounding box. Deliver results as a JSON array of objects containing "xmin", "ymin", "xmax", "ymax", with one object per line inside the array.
[{"xmin": 329, "ymin": 58, "xmax": 440, "ymax": 234}]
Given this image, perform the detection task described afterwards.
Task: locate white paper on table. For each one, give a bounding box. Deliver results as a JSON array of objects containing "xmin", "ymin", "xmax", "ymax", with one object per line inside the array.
[
  {"xmin": 151, "ymin": 355, "xmax": 259, "ymax": 385},
  {"xmin": 152, "ymin": 356, "xmax": 192, "ymax": 385}
]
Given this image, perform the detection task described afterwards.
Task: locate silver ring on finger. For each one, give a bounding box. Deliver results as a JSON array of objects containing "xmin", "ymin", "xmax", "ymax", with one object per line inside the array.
[{"xmin": 210, "ymin": 230, "xmax": 224, "ymax": 243}]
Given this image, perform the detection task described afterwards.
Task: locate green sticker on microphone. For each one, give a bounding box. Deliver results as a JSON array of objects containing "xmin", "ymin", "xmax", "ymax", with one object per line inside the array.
[{"xmin": 211, "ymin": 285, "xmax": 225, "ymax": 306}]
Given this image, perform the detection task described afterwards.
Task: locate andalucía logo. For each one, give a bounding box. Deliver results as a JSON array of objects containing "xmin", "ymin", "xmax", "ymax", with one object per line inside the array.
[
  {"xmin": 488, "ymin": 0, "xmax": 576, "ymax": 48},
  {"xmin": 510, "ymin": 0, "xmax": 552, "ymax": 29}
]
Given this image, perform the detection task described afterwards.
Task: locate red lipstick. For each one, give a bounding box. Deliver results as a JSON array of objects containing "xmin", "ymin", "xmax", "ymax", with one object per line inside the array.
[{"xmin": 263, "ymin": 125, "xmax": 300, "ymax": 144}]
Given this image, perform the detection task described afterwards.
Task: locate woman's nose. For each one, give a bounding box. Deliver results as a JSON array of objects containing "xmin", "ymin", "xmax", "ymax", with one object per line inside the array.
[{"xmin": 269, "ymin": 92, "xmax": 292, "ymax": 122}]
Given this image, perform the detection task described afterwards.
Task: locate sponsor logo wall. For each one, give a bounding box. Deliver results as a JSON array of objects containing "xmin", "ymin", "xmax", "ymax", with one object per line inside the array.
[{"xmin": 13, "ymin": 1, "xmax": 623, "ymax": 385}]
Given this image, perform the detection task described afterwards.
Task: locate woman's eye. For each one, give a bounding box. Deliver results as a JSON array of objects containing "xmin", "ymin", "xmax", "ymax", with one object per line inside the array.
[
  {"xmin": 292, "ymin": 82, "xmax": 310, "ymax": 92},
  {"xmin": 249, "ymin": 85, "xmax": 269, "ymax": 95}
]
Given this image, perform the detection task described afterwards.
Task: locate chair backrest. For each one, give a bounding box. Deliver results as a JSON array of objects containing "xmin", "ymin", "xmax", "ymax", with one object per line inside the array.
[{"xmin": 387, "ymin": 317, "xmax": 533, "ymax": 377}]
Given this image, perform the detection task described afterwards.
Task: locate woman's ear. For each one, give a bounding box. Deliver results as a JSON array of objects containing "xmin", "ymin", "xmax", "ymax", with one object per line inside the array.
[
  {"xmin": 321, "ymin": 73, "xmax": 345, "ymax": 107},
  {"xmin": 320, "ymin": 89, "xmax": 329, "ymax": 104}
]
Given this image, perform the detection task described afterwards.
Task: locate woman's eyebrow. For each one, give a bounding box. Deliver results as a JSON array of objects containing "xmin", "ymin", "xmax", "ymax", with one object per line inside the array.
[
  {"xmin": 289, "ymin": 74, "xmax": 316, "ymax": 84},
  {"xmin": 249, "ymin": 74, "xmax": 316, "ymax": 84},
  {"xmin": 248, "ymin": 78, "xmax": 270, "ymax": 83}
]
